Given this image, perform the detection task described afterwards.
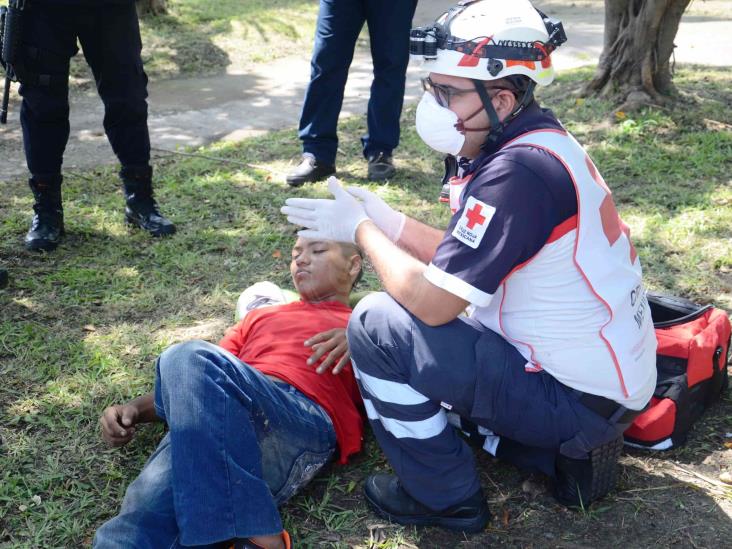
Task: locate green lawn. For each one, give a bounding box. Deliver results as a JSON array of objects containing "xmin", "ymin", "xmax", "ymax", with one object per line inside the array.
[
  {"xmin": 70, "ymin": 0, "xmax": 321, "ymax": 86},
  {"xmin": 1, "ymin": 66, "xmax": 731, "ymax": 547}
]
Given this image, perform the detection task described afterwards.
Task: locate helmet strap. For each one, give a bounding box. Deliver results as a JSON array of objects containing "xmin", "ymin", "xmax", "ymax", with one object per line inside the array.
[
  {"xmin": 472, "ymin": 79, "xmax": 538, "ymax": 147},
  {"xmin": 472, "ymin": 79, "xmax": 503, "ymax": 144}
]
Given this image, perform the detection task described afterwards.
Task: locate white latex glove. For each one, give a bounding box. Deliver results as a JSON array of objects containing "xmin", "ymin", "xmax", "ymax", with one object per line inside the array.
[
  {"xmin": 346, "ymin": 186, "xmax": 406, "ymax": 242},
  {"xmin": 281, "ymin": 177, "xmax": 369, "ymax": 243}
]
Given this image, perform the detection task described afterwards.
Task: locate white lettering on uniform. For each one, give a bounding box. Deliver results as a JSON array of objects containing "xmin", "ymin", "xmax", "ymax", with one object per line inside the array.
[{"xmin": 452, "ymin": 196, "xmax": 496, "ymax": 249}]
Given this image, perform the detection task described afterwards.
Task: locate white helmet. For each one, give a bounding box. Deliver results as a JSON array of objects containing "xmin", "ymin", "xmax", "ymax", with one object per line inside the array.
[{"xmin": 410, "ymin": 0, "xmax": 566, "ymax": 86}]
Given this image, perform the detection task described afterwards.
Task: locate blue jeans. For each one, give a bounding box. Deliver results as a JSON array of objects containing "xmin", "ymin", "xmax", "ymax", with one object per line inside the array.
[
  {"xmin": 94, "ymin": 340, "xmax": 336, "ymax": 548},
  {"xmin": 297, "ymin": 0, "xmax": 418, "ymax": 164}
]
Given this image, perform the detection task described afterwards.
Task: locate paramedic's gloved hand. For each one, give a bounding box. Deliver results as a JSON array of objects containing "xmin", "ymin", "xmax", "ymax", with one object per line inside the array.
[
  {"xmin": 282, "ymin": 177, "xmax": 369, "ymax": 243},
  {"xmin": 305, "ymin": 328, "xmax": 351, "ymax": 375},
  {"xmin": 100, "ymin": 403, "xmax": 140, "ymax": 447},
  {"xmin": 346, "ymin": 186, "xmax": 406, "ymax": 242}
]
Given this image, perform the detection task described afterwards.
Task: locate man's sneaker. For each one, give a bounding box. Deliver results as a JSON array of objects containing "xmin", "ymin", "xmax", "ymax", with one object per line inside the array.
[
  {"xmin": 553, "ymin": 436, "xmax": 624, "ymax": 508},
  {"xmin": 364, "ymin": 474, "xmax": 490, "ymax": 533},
  {"xmin": 286, "ymin": 154, "xmax": 335, "ymax": 187},
  {"xmin": 25, "ymin": 177, "xmax": 64, "ymax": 251},
  {"xmin": 367, "ymin": 152, "xmax": 396, "ymax": 181}
]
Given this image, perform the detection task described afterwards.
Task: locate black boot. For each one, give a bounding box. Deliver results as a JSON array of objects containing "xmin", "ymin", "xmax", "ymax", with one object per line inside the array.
[
  {"xmin": 553, "ymin": 436, "xmax": 624, "ymax": 508},
  {"xmin": 25, "ymin": 176, "xmax": 65, "ymax": 251},
  {"xmin": 364, "ymin": 474, "xmax": 490, "ymax": 533},
  {"xmin": 120, "ymin": 166, "xmax": 176, "ymax": 237},
  {"xmin": 367, "ymin": 151, "xmax": 396, "ymax": 181},
  {"xmin": 0, "ymin": 267, "xmax": 8, "ymax": 289}
]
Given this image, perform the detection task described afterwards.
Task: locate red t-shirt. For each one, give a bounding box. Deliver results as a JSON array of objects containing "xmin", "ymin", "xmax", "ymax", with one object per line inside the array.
[{"xmin": 218, "ymin": 300, "xmax": 364, "ymax": 464}]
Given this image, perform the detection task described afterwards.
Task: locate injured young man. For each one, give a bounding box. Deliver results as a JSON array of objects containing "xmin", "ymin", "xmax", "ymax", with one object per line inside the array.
[{"xmin": 93, "ymin": 237, "xmax": 365, "ymax": 549}]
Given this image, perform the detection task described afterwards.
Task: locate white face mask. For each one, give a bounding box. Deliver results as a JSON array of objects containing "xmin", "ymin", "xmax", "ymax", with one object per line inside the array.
[{"xmin": 415, "ymin": 92, "xmax": 465, "ymax": 156}]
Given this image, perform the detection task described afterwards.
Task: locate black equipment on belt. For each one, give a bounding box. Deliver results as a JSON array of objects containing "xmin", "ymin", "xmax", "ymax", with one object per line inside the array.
[{"xmin": 0, "ymin": 0, "xmax": 26, "ymax": 124}]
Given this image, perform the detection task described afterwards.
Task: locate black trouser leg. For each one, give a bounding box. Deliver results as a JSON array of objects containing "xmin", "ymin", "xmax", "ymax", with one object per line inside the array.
[
  {"xmin": 18, "ymin": 5, "xmax": 78, "ymax": 178},
  {"xmin": 77, "ymin": 2, "xmax": 151, "ymax": 169}
]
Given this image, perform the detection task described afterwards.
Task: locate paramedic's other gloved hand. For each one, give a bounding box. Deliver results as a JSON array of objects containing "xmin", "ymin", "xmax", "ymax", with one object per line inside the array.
[
  {"xmin": 346, "ymin": 186, "xmax": 406, "ymax": 242},
  {"xmin": 282, "ymin": 177, "xmax": 369, "ymax": 243},
  {"xmin": 100, "ymin": 403, "xmax": 140, "ymax": 447},
  {"xmin": 305, "ymin": 328, "xmax": 351, "ymax": 375}
]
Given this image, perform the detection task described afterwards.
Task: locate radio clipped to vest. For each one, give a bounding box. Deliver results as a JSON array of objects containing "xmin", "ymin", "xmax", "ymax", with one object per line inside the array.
[
  {"xmin": 624, "ymin": 293, "xmax": 731, "ymax": 450},
  {"xmin": 1, "ymin": 0, "xmax": 26, "ymax": 124}
]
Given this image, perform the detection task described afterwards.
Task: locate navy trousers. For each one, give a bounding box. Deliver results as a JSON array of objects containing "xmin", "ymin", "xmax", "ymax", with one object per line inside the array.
[
  {"xmin": 347, "ymin": 293, "xmax": 626, "ymax": 511},
  {"xmin": 297, "ymin": 0, "xmax": 417, "ymax": 165},
  {"xmin": 18, "ymin": 1, "xmax": 150, "ymax": 179}
]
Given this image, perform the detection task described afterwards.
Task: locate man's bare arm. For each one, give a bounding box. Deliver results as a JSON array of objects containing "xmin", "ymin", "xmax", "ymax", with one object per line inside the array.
[
  {"xmin": 396, "ymin": 217, "xmax": 445, "ymax": 264},
  {"xmin": 357, "ymin": 220, "xmax": 468, "ymax": 326}
]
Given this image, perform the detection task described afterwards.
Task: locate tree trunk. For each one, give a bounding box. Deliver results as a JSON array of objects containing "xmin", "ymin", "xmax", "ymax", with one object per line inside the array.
[
  {"xmin": 582, "ymin": 0, "xmax": 691, "ymax": 110},
  {"xmin": 136, "ymin": 0, "xmax": 168, "ymax": 17}
]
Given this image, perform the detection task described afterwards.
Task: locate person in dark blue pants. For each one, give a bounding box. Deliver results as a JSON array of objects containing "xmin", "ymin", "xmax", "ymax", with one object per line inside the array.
[
  {"xmin": 16, "ymin": 0, "xmax": 175, "ymax": 252},
  {"xmin": 286, "ymin": 0, "xmax": 418, "ymax": 186}
]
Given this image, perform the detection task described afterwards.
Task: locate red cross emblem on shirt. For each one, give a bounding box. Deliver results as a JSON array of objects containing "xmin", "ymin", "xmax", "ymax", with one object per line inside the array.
[{"xmin": 465, "ymin": 203, "xmax": 487, "ymax": 230}]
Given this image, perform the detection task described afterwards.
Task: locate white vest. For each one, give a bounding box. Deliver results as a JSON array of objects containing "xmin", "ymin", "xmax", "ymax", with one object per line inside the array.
[{"xmin": 462, "ymin": 130, "xmax": 657, "ymax": 409}]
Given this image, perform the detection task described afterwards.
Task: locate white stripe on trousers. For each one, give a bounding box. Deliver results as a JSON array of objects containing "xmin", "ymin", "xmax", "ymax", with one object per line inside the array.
[
  {"xmin": 353, "ymin": 364, "xmax": 430, "ymax": 405},
  {"xmin": 363, "ymin": 398, "xmax": 448, "ymax": 440},
  {"xmin": 353, "ymin": 361, "xmax": 447, "ymax": 440}
]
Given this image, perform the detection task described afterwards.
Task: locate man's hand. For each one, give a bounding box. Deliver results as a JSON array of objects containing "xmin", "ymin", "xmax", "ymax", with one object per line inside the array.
[
  {"xmin": 305, "ymin": 328, "xmax": 351, "ymax": 375},
  {"xmin": 281, "ymin": 177, "xmax": 369, "ymax": 243},
  {"xmin": 100, "ymin": 404, "xmax": 140, "ymax": 447},
  {"xmin": 346, "ymin": 186, "xmax": 406, "ymax": 242}
]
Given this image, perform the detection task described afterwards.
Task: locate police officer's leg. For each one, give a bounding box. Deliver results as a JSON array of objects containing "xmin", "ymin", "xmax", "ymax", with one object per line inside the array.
[
  {"xmin": 77, "ymin": 3, "xmax": 175, "ymax": 237},
  {"xmin": 347, "ymin": 293, "xmax": 491, "ymax": 531},
  {"xmin": 17, "ymin": 4, "xmax": 78, "ymax": 251},
  {"xmin": 361, "ymin": 0, "xmax": 417, "ymax": 180}
]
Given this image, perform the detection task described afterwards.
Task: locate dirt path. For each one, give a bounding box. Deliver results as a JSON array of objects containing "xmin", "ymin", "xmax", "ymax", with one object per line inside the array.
[{"xmin": 0, "ymin": 0, "xmax": 730, "ymax": 183}]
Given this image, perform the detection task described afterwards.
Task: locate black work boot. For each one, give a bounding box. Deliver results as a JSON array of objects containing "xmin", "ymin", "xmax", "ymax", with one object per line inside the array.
[
  {"xmin": 25, "ymin": 176, "xmax": 65, "ymax": 251},
  {"xmin": 364, "ymin": 474, "xmax": 490, "ymax": 533},
  {"xmin": 553, "ymin": 436, "xmax": 624, "ymax": 508},
  {"xmin": 120, "ymin": 166, "xmax": 176, "ymax": 237},
  {"xmin": 367, "ymin": 151, "xmax": 396, "ymax": 181},
  {"xmin": 286, "ymin": 154, "xmax": 335, "ymax": 187}
]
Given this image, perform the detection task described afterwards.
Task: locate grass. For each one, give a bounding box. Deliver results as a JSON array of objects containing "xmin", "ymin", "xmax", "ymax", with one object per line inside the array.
[
  {"xmin": 70, "ymin": 0, "xmax": 322, "ymax": 87},
  {"xmin": 1, "ymin": 65, "xmax": 731, "ymax": 547}
]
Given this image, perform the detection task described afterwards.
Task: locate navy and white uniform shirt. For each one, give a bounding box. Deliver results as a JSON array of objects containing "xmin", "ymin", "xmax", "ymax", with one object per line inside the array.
[{"xmin": 426, "ymin": 102, "xmax": 577, "ymax": 309}]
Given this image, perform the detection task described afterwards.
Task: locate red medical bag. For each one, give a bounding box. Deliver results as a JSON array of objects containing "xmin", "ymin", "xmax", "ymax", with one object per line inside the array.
[{"xmin": 623, "ymin": 294, "xmax": 730, "ymax": 450}]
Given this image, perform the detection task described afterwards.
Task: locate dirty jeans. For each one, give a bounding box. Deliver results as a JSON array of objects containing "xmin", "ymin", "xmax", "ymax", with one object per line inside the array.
[{"xmin": 93, "ymin": 340, "xmax": 336, "ymax": 548}]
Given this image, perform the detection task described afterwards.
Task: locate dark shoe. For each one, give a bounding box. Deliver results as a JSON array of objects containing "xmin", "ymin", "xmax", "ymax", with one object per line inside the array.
[
  {"xmin": 286, "ymin": 154, "xmax": 335, "ymax": 187},
  {"xmin": 553, "ymin": 436, "xmax": 623, "ymax": 508},
  {"xmin": 0, "ymin": 268, "xmax": 8, "ymax": 289},
  {"xmin": 121, "ymin": 166, "xmax": 176, "ymax": 237},
  {"xmin": 364, "ymin": 474, "xmax": 490, "ymax": 533},
  {"xmin": 367, "ymin": 152, "xmax": 396, "ymax": 181},
  {"xmin": 25, "ymin": 177, "xmax": 64, "ymax": 251}
]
